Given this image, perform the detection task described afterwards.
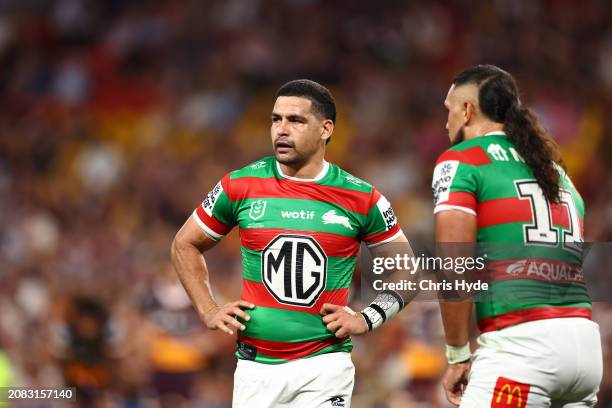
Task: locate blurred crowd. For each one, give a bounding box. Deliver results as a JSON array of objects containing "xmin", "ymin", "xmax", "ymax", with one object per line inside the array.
[{"xmin": 0, "ymin": 0, "xmax": 611, "ymax": 407}]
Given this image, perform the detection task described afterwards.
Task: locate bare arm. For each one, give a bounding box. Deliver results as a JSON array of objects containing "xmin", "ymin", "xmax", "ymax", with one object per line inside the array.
[
  {"xmin": 435, "ymin": 209, "xmax": 477, "ymax": 406},
  {"xmin": 435, "ymin": 210, "xmax": 476, "ymax": 346},
  {"xmin": 171, "ymin": 216, "xmax": 253, "ymax": 335}
]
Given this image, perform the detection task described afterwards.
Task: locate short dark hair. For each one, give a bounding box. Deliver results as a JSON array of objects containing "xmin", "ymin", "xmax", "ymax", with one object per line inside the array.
[{"xmin": 276, "ymin": 79, "xmax": 336, "ymax": 124}]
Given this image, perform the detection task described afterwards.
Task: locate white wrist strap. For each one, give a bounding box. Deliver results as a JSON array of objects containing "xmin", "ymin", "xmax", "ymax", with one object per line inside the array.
[
  {"xmin": 360, "ymin": 290, "xmax": 404, "ymax": 332},
  {"xmin": 445, "ymin": 343, "xmax": 471, "ymax": 364}
]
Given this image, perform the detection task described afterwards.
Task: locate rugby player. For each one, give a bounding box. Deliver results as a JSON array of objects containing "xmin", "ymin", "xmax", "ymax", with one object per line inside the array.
[
  {"xmin": 171, "ymin": 80, "xmax": 411, "ymax": 407},
  {"xmin": 433, "ymin": 65, "xmax": 603, "ymax": 407}
]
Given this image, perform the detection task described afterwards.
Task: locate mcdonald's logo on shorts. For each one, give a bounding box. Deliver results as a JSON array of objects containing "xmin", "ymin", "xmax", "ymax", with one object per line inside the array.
[{"xmin": 491, "ymin": 376, "xmax": 531, "ymax": 408}]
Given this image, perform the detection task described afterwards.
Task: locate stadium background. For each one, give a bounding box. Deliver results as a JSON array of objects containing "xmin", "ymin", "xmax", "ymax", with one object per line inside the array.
[{"xmin": 0, "ymin": 0, "xmax": 611, "ymax": 407}]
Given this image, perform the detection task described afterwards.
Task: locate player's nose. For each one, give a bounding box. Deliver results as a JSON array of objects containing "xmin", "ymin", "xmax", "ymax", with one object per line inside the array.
[{"xmin": 276, "ymin": 118, "xmax": 290, "ymax": 135}]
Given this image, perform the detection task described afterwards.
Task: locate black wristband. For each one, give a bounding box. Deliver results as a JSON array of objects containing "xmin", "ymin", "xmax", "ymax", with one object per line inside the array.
[
  {"xmin": 360, "ymin": 311, "xmax": 373, "ymax": 332},
  {"xmin": 369, "ymin": 303, "xmax": 387, "ymax": 322}
]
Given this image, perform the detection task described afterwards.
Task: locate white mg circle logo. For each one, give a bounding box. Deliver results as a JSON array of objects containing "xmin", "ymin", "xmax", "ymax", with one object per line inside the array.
[{"xmin": 261, "ymin": 234, "xmax": 327, "ymax": 307}]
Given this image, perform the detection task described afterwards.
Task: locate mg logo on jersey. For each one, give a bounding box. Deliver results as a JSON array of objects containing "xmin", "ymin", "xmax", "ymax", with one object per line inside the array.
[
  {"xmin": 261, "ymin": 235, "xmax": 327, "ymax": 307},
  {"xmin": 491, "ymin": 377, "xmax": 531, "ymax": 408},
  {"xmin": 249, "ymin": 200, "xmax": 267, "ymax": 220}
]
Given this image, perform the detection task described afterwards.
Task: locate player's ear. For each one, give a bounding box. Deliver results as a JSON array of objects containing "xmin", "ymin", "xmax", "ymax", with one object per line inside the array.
[
  {"xmin": 321, "ymin": 119, "xmax": 334, "ymax": 143},
  {"xmin": 463, "ymin": 101, "xmax": 476, "ymax": 125}
]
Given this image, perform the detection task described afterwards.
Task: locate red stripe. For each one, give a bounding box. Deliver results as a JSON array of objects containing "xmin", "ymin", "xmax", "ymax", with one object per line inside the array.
[
  {"xmin": 439, "ymin": 191, "xmax": 477, "ymax": 210},
  {"xmin": 551, "ymin": 202, "xmax": 572, "ymax": 230},
  {"xmin": 478, "ymin": 307, "xmax": 592, "ymax": 333},
  {"xmin": 240, "ymin": 228, "xmax": 360, "ymax": 258},
  {"xmin": 362, "ymin": 224, "xmax": 401, "ymax": 244},
  {"xmin": 238, "ymin": 335, "xmax": 344, "ymax": 360},
  {"xmin": 435, "ymin": 146, "xmax": 492, "ymax": 166},
  {"xmin": 371, "ymin": 188, "xmax": 382, "ymax": 204},
  {"xmin": 220, "ymin": 173, "xmax": 232, "ymax": 192},
  {"xmin": 227, "ymin": 177, "xmax": 373, "ymax": 215},
  {"xmin": 478, "ymin": 197, "xmax": 576, "ymax": 229},
  {"xmin": 195, "ymin": 205, "xmax": 233, "ymax": 235},
  {"xmin": 242, "ymin": 280, "xmax": 349, "ymax": 315}
]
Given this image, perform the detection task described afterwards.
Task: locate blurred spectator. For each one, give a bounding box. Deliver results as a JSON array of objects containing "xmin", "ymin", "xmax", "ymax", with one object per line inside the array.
[
  {"xmin": 49, "ymin": 297, "xmax": 118, "ymax": 406},
  {"xmin": 140, "ymin": 266, "xmax": 209, "ymax": 404}
]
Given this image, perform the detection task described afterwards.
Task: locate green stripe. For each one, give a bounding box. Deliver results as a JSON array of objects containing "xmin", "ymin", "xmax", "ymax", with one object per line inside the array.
[
  {"xmin": 317, "ymin": 165, "xmax": 372, "ymax": 193},
  {"xmin": 211, "ymin": 190, "xmax": 235, "ymax": 226},
  {"xmin": 237, "ymin": 198, "xmax": 364, "ymax": 236},
  {"xmin": 241, "ymin": 247, "xmax": 355, "ymax": 290},
  {"xmin": 449, "ymin": 162, "xmax": 478, "ymax": 196},
  {"xmin": 240, "ymin": 306, "xmax": 338, "ymax": 342},
  {"xmin": 362, "ymin": 203, "xmax": 389, "ymax": 238},
  {"xmin": 478, "ymin": 169, "xmax": 534, "ymax": 202},
  {"xmin": 477, "ymin": 225, "xmax": 583, "ymax": 264},
  {"xmin": 478, "ymin": 279, "xmax": 590, "ymax": 301},
  {"xmin": 231, "ymin": 157, "xmax": 276, "ymax": 179},
  {"xmin": 475, "ymin": 279, "xmax": 591, "ymax": 320}
]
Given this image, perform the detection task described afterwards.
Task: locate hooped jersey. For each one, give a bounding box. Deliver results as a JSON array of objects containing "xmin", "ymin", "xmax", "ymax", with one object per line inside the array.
[
  {"xmin": 432, "ymin": 132, "xmax": 591, "ymax": 333},
  {"xmin": 194, "ymin": 156, "xmax": 401, "ymax": 364}
]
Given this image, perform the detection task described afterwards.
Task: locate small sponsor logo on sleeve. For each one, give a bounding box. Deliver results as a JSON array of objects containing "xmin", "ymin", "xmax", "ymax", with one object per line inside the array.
[
  {"xmin": 376, "ymin": 196, "xmax": 397, "ymax": 231},
  {"xmin": 432, "ymin": 160, "xmax": 459, "ymax": 205},
  {"xmin": 202, "ymin": 181, "xmax": 224, "ymax": 216}
]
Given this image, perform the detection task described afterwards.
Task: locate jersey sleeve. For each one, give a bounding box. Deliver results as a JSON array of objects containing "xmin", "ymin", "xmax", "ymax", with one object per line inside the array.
[
  {"xmin": 192, "ymin": 173, "xmax": 236, "ymax": 241},
  {"xmin": 432, "ymin": 151, "xmax": 479, "ymax": 215},
  {"xmin": 360, "ymin": 187, "xmax": 402, "ymax": 248}
]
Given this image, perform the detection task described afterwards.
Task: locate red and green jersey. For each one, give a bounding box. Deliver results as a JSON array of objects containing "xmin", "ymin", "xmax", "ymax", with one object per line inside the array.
[
  {"xmin": 432, "ymin": 132, "xmax": 591, "ymax": 333},
  {"xmin": 194, "ymin": 156, "xmax": 401, "ymax": 364}
]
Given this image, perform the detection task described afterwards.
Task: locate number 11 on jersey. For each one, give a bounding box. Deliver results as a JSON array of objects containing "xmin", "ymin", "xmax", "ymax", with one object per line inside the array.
[{"xmin": 515, "ymin": 180, "xmax": 583, "ymax": 254}]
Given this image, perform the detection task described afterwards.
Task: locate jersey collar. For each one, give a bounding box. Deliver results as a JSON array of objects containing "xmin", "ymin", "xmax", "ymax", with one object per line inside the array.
[
  {"xmin": 483, "ymin": 131, "xmax": 507, "ymax": 137},
  {"xmin": 276, "ymin": 160, "xmax": 329, "ymax": 182}
]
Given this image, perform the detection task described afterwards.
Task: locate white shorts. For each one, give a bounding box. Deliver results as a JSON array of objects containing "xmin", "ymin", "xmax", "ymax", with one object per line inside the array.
[
  {"xmin": 461, "ymin": 318, "xmax": 603, "ymax": 408},
  {"xmin": 233, "ymin": 352, "xmax": 355, "ymax": 408}
]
